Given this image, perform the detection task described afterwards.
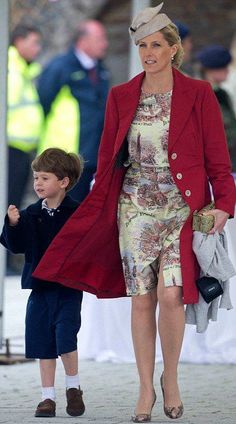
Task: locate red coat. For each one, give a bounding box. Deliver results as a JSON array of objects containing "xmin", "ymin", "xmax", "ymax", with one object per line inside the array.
[{"xmin": 33, "ymin": 69, "xmax": 236, "ymax": 304}]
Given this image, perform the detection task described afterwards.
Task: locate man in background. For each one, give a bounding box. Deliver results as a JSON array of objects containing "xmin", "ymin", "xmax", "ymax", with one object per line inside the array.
[
  {"xmin": 222, "ymin": 35, "xmax": 236, "ymax": 116},
  {"xmin": 37, "ymin": 20, "xmax": 109, "ymax": 202},
  {"xmin": 7, "ymin": 23, "xmax": 44, "ymax": 274},
  {"xmin": 197, "ymin": 45, "xmax": 236, "ymax": 174},
  {"xmin": 8, "ymin": 22, "xmax": 43, "ymax": 208},
  {"xmin": 174, "ymin": 21, "xmax": 194, "ymax": 76}
]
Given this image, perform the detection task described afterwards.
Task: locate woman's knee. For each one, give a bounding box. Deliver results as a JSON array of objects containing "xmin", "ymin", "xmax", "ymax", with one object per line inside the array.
[
  {"xmin": 132, "ymin": 292, "xmax": 156, "ymax": 314},
  {"xmin": 158, "ymin": 287, "xmax": 183, "ymax": 310}
]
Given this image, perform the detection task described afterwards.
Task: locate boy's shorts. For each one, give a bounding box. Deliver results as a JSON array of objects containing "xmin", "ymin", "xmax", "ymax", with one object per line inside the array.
[{"xmin": 25, "ymin": 286, "xmax": 83, "ymax": 359}]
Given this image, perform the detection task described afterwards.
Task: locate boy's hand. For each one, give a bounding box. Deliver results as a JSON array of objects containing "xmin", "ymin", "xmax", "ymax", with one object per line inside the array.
[{"xmin": 7, "ymin": 205, "xmax": 20, "ymax": 226}]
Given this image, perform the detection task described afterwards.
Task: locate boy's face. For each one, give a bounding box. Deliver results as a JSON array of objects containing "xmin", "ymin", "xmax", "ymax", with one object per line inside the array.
[{"xmin": 33, "ymin": 171, "xmax": 68, "ymax": 199}]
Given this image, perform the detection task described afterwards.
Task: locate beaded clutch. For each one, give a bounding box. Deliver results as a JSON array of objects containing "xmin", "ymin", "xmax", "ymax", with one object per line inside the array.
[{"xmin": 192, "ymin": 202, "xmax": 215, "ymax": 233}]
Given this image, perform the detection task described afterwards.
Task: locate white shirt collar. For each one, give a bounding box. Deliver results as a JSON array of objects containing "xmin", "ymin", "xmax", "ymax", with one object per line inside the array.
[
  {"xmin": 41, "ymin": 199, "xmax": 58, "ymax": 216},
  {"xmin": 74, "ymin": 48, "xmax": 97, "ymax": 70}
]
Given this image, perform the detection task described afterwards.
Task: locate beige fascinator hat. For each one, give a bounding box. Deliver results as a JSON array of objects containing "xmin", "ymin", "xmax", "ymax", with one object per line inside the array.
[{"xmin": 129, "ymin": 2, "xmax": 172, "ymax": 45}]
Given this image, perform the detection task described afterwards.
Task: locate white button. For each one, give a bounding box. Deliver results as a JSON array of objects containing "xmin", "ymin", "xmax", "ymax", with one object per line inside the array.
[
  {"xmin": 185, "ymin": 190, "xmax": 191, "ymax": 197},
  {"xmin": 176, "ymin": 173, "xmax": 182, "ymax": 180},
  {"xmin": 171, "ymin": 153, "xmax": 177, "ymax": 160}
]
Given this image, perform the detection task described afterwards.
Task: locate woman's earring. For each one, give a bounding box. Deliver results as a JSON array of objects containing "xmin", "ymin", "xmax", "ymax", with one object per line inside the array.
[{"xmin": 171, "ymin": 56, "xmax": 174, "ymax": 62}]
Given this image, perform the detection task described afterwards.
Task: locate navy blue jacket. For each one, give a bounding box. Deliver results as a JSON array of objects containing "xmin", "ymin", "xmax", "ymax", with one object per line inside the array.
[
  {"xmin": 37, "ymin": 49, "xmax": 110, "ymax": 169},
  {"xmin": 0, "ymin": 196, "xmax": 79, "ymax": 290}
]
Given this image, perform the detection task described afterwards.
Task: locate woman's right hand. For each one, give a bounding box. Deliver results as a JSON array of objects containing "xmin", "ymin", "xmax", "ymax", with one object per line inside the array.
[{"xmin": 7, "ymin": 205, "xmax": 20, "ymax": 226}]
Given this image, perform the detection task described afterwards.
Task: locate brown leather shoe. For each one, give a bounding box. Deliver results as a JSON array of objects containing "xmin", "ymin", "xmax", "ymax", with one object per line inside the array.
[
  {"xmin": 35, "ymin": 398, "xmax": 56, "ymax": 417},
  {"xmin": 66, "ymin": 387, "xmax": 85, "ymax": 417}
]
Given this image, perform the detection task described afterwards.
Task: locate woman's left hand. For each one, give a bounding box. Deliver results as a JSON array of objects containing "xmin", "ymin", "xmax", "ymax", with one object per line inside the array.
[{"xmin": 204, "ymin": 209, "xmax": 230, "ymax": 234}]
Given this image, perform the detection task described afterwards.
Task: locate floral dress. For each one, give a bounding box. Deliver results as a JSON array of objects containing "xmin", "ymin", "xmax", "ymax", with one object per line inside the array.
[{"xmin": 118, "ymin": 91, "xmax": 190, "ymax": 296}]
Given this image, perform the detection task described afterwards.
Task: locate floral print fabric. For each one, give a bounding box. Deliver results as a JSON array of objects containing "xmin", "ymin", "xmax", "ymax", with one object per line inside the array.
[{"xmin": 118, "ymin": 91, "xmax": 190, "ymax": 296}]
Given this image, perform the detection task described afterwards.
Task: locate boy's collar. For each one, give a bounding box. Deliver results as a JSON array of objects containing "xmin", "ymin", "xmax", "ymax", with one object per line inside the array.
[
  {"xmin": 27, "ymin": 195, "xmax": 79, "ymax": 215},
  {"xmin": 41, "ymin": 199, "xmax": 58, "ymax": 216}
]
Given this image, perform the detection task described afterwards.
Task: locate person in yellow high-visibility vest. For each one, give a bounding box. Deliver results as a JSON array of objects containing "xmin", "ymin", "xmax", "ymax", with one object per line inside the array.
[
  {"xmin": 37, "ymin": 21, "xmax": 110, "ymax": 203},
  {"xmin": 8, "ymin": 23, "xmax": 44, "ymax": 208}
]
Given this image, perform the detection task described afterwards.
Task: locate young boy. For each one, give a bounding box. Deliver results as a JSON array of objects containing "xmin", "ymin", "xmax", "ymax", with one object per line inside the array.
[{"xmin": 0, "ymin": 148, "xmax": 84, "ymax": 418}]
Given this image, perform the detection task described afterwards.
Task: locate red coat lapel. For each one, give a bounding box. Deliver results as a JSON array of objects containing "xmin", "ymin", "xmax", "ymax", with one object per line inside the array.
[
  {"xmin": 112, "ymin": 72, "xmax": 145, "ymax": 157},
  {"xmin": 169, "ymin": 69, "xmax": 197, "ymax": 151},
  {"xmin": 112, "ymin": 69, "xmax": 198, "ymax": 156}
]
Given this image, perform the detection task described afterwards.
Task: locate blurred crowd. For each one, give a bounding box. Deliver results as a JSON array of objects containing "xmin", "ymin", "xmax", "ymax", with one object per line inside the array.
[
  {"xmin": 6, "ymin": 18, "xmax": 236, "ymax": 273},
  {"xmin": 175, "ymin": 21, "xmax": 236, "ymax": 174}
]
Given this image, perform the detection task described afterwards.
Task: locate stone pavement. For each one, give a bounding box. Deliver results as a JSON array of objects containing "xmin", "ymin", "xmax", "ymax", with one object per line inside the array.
[
  {"xmin": 1, "ymin": 277, "xmax": 236, "ymax": 423},
  {"xmin": 0, "ymin": 359, "xmax": 235, "ymax": 424}
]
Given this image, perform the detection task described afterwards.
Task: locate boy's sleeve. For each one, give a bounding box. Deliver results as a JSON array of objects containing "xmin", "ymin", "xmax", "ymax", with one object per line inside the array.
[{"xmin": 0, "ymin": 211, "xmax": 28, "ymax": 254}]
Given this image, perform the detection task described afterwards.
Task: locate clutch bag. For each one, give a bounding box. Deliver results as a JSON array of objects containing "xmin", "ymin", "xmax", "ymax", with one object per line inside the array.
[{"xmin": 192, "ymin": 202, "xmax": 215, "ymax": 233}]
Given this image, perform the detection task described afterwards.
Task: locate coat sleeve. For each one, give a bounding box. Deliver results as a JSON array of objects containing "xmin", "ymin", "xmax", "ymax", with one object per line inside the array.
[
  {"xmin": 93, "ymin": 88, "xmax": 119, "ymax": 183},
  {"xmin": 201, "ymin": 83, "xmax": 236, "ymax": 216},
  {"xmin": 0, "ymin": 212, "xmax": 28, "ymax": 254}
]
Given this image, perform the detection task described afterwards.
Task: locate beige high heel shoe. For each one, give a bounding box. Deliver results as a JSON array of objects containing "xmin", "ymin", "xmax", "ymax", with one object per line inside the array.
[
  {"xmin": 131, "ymin": 391, "xmax": 157, "ymax": 423},
  {"xmin": 160, "ymin": 372, "xmax": 184, "ymax": 419}
]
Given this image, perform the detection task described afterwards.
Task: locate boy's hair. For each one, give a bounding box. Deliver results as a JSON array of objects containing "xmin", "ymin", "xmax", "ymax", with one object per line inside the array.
[{"xmin": 31, "ymin": 148, "xmax": 84, "ymax": 191}]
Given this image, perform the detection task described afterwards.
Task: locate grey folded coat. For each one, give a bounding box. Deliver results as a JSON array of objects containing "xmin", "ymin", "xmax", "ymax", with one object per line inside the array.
[{"xmin": 185, "ymin": 230, "xmax": 235, "ymax": 333}]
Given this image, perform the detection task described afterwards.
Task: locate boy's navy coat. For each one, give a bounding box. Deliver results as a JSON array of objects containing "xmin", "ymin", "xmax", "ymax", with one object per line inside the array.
[{"xmin": 0, "ymin": 195, "xmax": 78, "ymax": 290}]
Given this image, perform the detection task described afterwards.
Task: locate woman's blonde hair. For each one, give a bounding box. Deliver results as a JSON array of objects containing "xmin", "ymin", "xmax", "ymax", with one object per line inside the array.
[{"xmin": 160, "ymin": 22, "xmax": 184, "ymax": 69}]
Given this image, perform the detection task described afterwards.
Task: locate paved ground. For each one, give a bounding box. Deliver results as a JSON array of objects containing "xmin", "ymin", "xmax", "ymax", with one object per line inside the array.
[
  {"xmin": 0, "ymin": 359, "xmax": 235, "ymax": 424},
  {"xmin": 1, "ymin": 277, "xmax": 236, "ymax": 423}
]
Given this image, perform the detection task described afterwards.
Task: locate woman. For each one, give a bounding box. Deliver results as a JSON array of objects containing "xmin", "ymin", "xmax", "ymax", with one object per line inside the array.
[{"xmin": 34, "ymin": 3, "xmax": 236, "ymax": 422}]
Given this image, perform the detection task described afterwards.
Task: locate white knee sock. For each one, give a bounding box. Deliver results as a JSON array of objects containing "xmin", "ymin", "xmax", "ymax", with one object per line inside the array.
[
  {"xmin": 65, "ymin": 374, "xmax": 80, "ymax": 389},
  {"xmin": 41, "ymin": 386, "xmax": 56, "ymax": 401}
]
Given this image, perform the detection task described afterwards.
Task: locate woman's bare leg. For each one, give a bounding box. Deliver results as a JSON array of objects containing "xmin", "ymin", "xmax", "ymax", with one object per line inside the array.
[
  {"xmin": 131, "ymin": 289, "xmax": 157, "ymax": 413},
  {"xmin": 157, "ymin": 259, "xmax": 185, "ymax": 411}
]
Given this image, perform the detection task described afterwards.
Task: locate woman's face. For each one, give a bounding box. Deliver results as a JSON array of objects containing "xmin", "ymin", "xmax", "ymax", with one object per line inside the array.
[{"xmin": 138, "ymin": 31, "xmax": 178, "ymax": 75}]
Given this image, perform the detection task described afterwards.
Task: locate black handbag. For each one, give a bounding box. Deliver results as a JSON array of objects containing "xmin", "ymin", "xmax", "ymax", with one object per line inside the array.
[{"xmin": 196, "ymin": 276, "xmax": 223, "ymax": 303}]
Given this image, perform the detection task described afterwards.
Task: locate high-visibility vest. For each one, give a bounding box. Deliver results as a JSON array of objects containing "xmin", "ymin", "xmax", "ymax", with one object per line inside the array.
[
  {"xmin": 37, "ymin": 85, "xmax": 79, "ymax": 154},
  {"xmin": 7, "ymin": 46, "xmax": 44, "ymax": 152}
]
